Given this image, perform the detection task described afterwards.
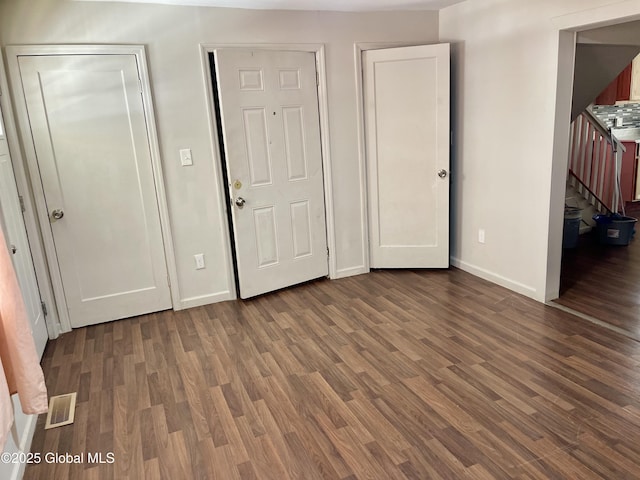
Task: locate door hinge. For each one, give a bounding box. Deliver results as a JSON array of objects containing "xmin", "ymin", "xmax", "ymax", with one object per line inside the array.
[
  {"xmin": 138, "ymin": 77, "xmax": 143, "ymax": 94},
  {"xmin": 18, "ymin": 195, "xmax": 26, "ymax": 213},
  {"xmin": 41, "ymin": 301, "xmax": 48, "ymax": 317},
  {"xmin": 327, "ymin": 247, "xmax": 330, "ymax": 258},
  {"xmin": 167, "ymin": 275, "xmax": 171, "ymax": 287},
  {"xmin": 316, "ymin": 71, "xmax": 320, "ymax": 87}
]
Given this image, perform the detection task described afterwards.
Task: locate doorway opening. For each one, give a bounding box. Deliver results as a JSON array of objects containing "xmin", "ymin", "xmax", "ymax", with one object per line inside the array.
[
  {"xmin": 208, "ymin": 52, "xmax": 241, "ymax": 297},
  {"xmin": 550, "ymin": 17, "xmax": 640, "ymax": 340}
]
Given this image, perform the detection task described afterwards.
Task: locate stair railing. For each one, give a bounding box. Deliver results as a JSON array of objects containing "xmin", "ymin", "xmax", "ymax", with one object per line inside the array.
[{"xmin": 568, "ymin": 107, "xmax": 625, "ymax": 214}]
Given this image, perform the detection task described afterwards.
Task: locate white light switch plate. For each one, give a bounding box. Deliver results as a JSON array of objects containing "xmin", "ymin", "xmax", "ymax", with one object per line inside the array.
[{"xmin": 180, "ymin": 148, "xmax": 193, "ymax": 166}]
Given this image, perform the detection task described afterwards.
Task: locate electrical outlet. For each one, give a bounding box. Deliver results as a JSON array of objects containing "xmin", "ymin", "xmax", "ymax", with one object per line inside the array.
[
  {"xmin": 478, "ymin": 229, "xmax": 485, "ymax": 244},
  {"xmin": 180, "ymin": 148, "xmax": 193, "ymax": 166},
  {"xmin": 194, "ymin": 253, "xmax": 205, "ymax": 269}
]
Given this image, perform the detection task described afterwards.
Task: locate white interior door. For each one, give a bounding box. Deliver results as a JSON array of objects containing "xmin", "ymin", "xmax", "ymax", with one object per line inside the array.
[
  {"xmin": 215, "ymin": 49, "xmax": 328, "ymax": 299},
  {"xmin": 364, "ymin": 44, "xmax": 450, "ymax": 268},
  {"xmin": 0, "ymin": 105, "xmax": 48, "ymax": 357},
  {"xmin": 17, "ymin": 54, "xmax": 171, "ymax": 328}
]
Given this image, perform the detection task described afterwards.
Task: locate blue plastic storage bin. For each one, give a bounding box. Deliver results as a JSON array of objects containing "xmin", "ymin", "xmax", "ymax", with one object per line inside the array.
[
  {"xmin": 563, "ymin": 207, "xmax": 582, "ymax": 249},
  {"xmin": 593, "ymin": 214, "xmax": 637, "ymax": 246}
]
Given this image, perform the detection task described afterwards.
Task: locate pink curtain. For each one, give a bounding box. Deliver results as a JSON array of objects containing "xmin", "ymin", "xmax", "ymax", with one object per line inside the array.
[{"xmin": 0, "ymin": 226, "xmax": 47, "ymax": 450}]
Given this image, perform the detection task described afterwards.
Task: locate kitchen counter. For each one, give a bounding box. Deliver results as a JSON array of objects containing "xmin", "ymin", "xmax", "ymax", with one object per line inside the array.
[{"xmin": 612, "ymin": 127, "xmax": 640, "ymax": 142}]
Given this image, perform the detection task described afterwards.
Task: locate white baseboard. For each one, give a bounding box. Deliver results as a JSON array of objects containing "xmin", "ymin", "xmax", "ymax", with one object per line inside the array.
[
  {"xmin": 450, "ymin": 256, "xmax": 540, "ymax": 300},
  {"xmin": 176, "ymin": 290, "xmax": 236, "ymax": 310},
  {"xmin": 334, "ymin": 265, "xmax": 369, "ymax": 279}
]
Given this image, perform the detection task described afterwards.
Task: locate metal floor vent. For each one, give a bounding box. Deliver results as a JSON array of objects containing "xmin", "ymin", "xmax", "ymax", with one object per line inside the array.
[{"xmin": 44, "ymin": 392, "xmax": 77, "ymax": 429}]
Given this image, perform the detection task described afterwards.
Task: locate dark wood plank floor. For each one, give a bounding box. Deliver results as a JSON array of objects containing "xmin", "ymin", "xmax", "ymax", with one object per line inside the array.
[
  {"xmin": 557, "ymin": 224, "xmax": 640, "ymax": 339},
  {"xmin": 25, "ymin": 268, "xmax": 640, "ymax": 479}
]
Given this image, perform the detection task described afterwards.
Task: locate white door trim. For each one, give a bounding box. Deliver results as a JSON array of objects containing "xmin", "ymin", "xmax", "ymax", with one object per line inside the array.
[
  {"xmin": 0, "ymin": 102, "xmax": 49, "ymax": 355},
  {"xmin": 199, "ymin": 43, "xmax": 337, "ymax": 281},
  {"xmin": 6, "ymin": 44, "xmax": 178, "ymax": 333},
  {"xmin": 354, "ymin": 41, "xmax": 444, "ymax": 274}
]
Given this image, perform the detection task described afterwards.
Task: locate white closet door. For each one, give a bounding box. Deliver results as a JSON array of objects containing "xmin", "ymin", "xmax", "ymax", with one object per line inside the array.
[
  {"xmin": 364, "ymin": 44, "xmax": 450, "ymax": 268},
  {"xmin": 18, "ymin": 54, "xmax": 171, "ymax": 327}
]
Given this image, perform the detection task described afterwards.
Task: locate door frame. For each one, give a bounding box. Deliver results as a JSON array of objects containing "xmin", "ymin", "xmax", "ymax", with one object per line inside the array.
[
  {"xmin": 355, "ymin": 42, "xmax": 447, "ymax": 271},
  {"xmin": 0, "ymin": 50, "xmax": 59, "ymax": 339},
  {"xmin": 6, "ymin": 44, "xmax": 179, "ymax": 333},
  {"xmin": 0, "ymin": 97, "xmax": 51, "ymax": 353},
  {"xmin": 199, "ymin": 43, "xmax": 337, "ymax": 284},
  {"xmin": 547, "ymin": 7, "xmax": 640, "ymax": 302}
]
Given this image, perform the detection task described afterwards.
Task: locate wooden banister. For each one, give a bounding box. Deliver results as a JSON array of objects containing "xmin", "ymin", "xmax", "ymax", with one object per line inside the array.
[{"xmin": 569, "ymin": 111, "xmax": 624, "ymax": 213}]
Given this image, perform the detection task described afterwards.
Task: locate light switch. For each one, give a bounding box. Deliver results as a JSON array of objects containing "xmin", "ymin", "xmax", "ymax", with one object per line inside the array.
[{"xmin": 180, "ymin": 148, "xmax": 193, "ymax": 166}]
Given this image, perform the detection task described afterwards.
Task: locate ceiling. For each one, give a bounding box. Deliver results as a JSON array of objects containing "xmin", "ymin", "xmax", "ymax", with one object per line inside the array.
[{"xmin": 76, "ymin": 0, "xmax": 469, "ymax": 12}]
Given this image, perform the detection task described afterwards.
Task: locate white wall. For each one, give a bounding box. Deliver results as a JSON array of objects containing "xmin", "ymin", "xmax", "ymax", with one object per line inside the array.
[
  {"xmin": 440, "ymin": 0, "xmax": 640, "ymax": 302},
  {"xmin": 0, "ymin": 0, "xmax": 440, "ymax": 309},
  {"xmin": 579, "ymin": 19, "xmax": 640, "ymax": 45},
  {"xmin": 572, "ymin": 44, "xmax": 640, "ymax": 120}
]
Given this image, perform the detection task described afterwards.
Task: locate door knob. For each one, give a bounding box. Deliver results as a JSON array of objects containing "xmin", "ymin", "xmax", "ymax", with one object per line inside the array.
[
  {"xmin": 51, "ymin": 209, "xmax": 64, "ymax": 220},
  {"xmin": 438, "ymin": 169, "xmax": 448, "ymax": 179},
  {"xmin": 10, "ymin": 245, "xmax": 17, "ymax": 255},
  {"xmin": 235, "ymin": 197, "xmax": 246, "ymax": 208}
]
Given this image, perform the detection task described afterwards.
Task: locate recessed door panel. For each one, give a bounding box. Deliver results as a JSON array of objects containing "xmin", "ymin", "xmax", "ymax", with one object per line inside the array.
[
  {"xmin": 290, "ymin": 200, "xmax": 312, "ymax": 258},
  {"xmin": 283, "ymin": 106, "xmax": 308, "ymax": 181},
  {"xmin": 253, "ymin": 206, "xmax": 279, "ymax": 267},
  {"xmin": 279, "ymin": 69, "xmax": 301, "ymax": 90},
  {"xmin": 239, "ymin": 69, "xmax": 264, "ymax": 91},
  {"xmin": 242, "ymin": 108, "xmax": 273, "ymax": 186}
]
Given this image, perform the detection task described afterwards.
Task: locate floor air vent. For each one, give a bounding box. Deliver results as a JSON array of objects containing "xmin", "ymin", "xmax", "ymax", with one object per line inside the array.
[{"xmin": 44, "ymin": 392, "xmax": 77, "ymax": 429}]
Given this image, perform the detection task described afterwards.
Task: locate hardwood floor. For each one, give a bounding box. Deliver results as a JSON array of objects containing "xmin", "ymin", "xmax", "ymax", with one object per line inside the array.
[
  {"xmin": 557, "ymin": 226, "xmax": 640, "ymax": 339},
  {"xmin": 25, "ymin": 268, "xmax": 640, "ymax": 479}
]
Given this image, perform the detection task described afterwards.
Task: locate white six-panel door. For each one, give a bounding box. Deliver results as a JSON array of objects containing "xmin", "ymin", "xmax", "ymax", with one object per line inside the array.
[
  {"xmin": 364, "ymin": 44, "xmax": 450, "ymax": 268},
  {"xmin": 17, "ymin": 54, "xmax": 171, "ymax": 327},
  {"xmin": 215, "ymin": 49, "xmax": 328, "ymax": 298}
]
